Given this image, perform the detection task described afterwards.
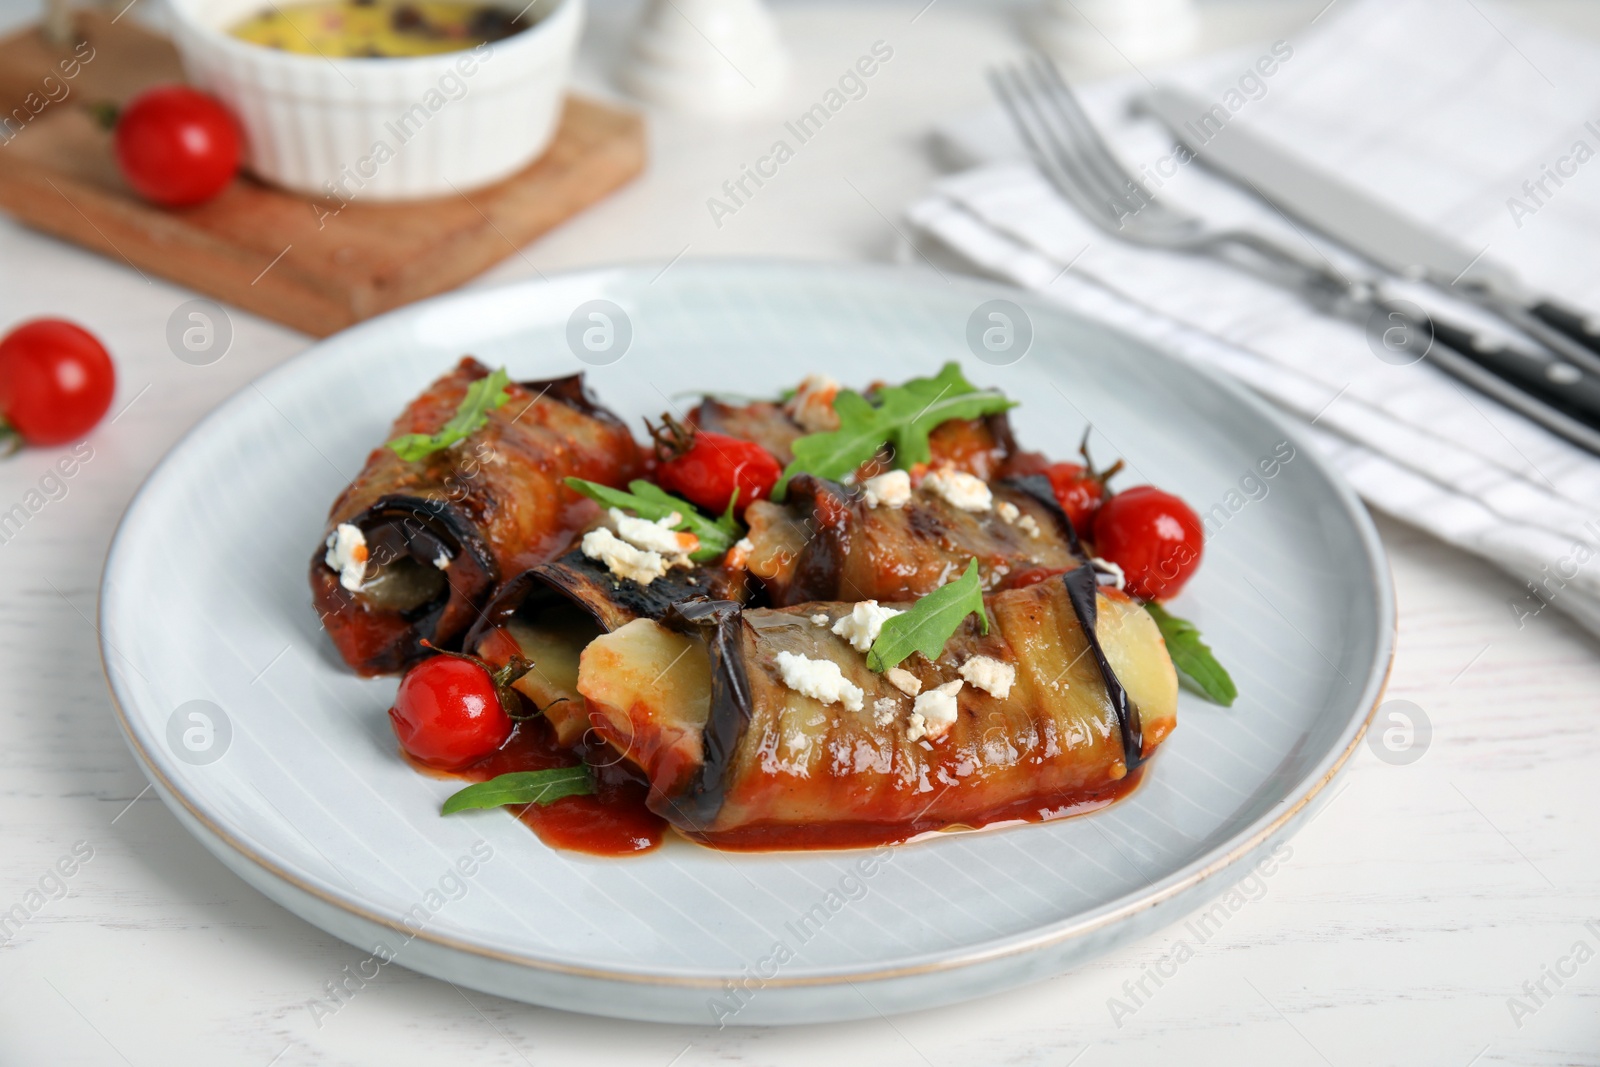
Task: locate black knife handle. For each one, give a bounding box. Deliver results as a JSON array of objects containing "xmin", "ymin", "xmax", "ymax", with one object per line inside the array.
[
  {"xmin": 1429, "ymin": 318, "xmax": 1600, "ymax": 426},
  {"xmin": 1422, "ymin": 314, "xmax": 1600, "ymax": 452},
  {"xmin": 1530, "ymin": 300, "xmax": 1600, "ymax": 358}
]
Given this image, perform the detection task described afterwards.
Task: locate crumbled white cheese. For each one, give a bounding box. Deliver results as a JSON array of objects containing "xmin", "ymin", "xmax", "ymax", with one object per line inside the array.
[
  {"xmin": 610, "ymin": 508, "xmax": 698, "ymax": 560},
  {"xmin": 433, "ymin": 550, "xmax": 451, "ymax": 570},
  {"xmin": 906, "ymin": 680, "xmax": 962, "ymax": 742},
  {"xmin": 785, "ymin": 374, "xmax": 841, "ymax": 433},
  {"xmin": 582, "ymin": 527, "xmax": 669, "ymax": 586},
  {"xmin": 324, "ymin": 523, "xmax": 369, "ymax": 591},
  {"xmin": 996, "ymin": 500, "xmax": 1020, "ymax": 524},
  {"xmin": 725, "ymin": 536, "xmax": 753, "ymax": 569},
  {"xmin": 862, "ymin": 469, "xmax": 912, "ymax": 509},
  {"xmin": 775, "ymin": 650, "xmax": 864, "ymax": 712},
  {"xmin": 885, "ymin": 667, "xmax": 922, "ymax": 697},
  {"xmin": 810, "ymin": 613, "xmax": 830, "ymax": 626},
  {"xmin": 1016, "ymin": 514, "xmax": 1042, "ymax": 539},
  {"xmin": 1091, "ymin": 556, "xmax": 1127, "ymax": 590},
  {"xmin": 959, "ymin": 655, "xmax": 1016, "ymax": 699},
  {"xmin": 831, "ymin": 600, "xmax": 905, "ymax": 652},
  {"xmin": 873, "ymin": 697, "xmax": 899, "ymax": 727},
  {"xmin": 922, "ymin": 466, "xmax": 992, "ymax": 512}
]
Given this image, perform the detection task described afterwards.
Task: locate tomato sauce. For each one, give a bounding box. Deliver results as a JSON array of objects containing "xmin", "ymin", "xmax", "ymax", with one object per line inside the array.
[
  {"xmin": 433, "ymin": 719, "xmax": 667, "ymax": 857},
  {"xmin": 926, "ymin": 417, "xmax": 1013, "ymax": 481},
  {"xmin": 677, "ymin": 766, "xmax": 1147, "ymax": 852},
  {"xmin": 422, "ymin": 715, "xmax": 1148, "ymax": 857}
]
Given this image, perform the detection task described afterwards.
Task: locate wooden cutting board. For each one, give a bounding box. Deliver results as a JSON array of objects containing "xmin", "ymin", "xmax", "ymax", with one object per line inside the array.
[{"xmin": 0, "ymin": 13, "xmax": 646, "ymax": 337}]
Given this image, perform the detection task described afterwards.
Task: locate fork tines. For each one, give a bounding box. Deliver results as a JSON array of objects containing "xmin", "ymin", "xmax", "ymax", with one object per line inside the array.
[{"xmin": 989, "ymin": 56, "xmax": 1168, "ymax": 235}]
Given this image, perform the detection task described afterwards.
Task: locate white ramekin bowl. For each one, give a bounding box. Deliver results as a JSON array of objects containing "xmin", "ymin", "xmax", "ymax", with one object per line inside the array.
[{"xmin": 166, "ymin": 0, "xmax": 583, "ymax": 200}]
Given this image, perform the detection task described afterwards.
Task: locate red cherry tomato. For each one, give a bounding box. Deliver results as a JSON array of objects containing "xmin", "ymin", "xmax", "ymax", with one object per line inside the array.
[
  {"xmin": 1092, "ymin": 486, "xmax": 1205, "ymax": 600},
  {"xmin": 113, "ymin": 86, "xmax": 241, "ymax": 207},
  {"xmin": 1044, "ymin": 462, "xmax": 1106, "ymax": 532},
  {"xmin": 654, "ymin": 424, "xmax": 781, "ymax": 518},
  {"xmin": 0, "ymin": 319, "xmax": 116, "ymax": 448},
  {"xmin": 388, "ymin": 656, "xmax": 513, "ymax": 770}
]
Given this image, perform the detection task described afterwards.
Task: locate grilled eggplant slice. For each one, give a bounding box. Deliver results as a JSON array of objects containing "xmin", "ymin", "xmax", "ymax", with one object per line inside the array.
[
  {"xmin": 469, "ymin": 548, "xmax": 730, "ymax": 745},
  {"xmin": 744, "ymin": 473, "xmax": 1083, "ymax": 606},
  {"xmin": 576, "ymin": 569, "xmax": 1177, "ymax": 848},
  {"xmin": 925, "ymin": 411, "xmax": 1023, "ymax": 482},
  {"xmin": 476, "ymin": 549, "xmax": 730, "ymax": 639},
  {"xmin": 691, "ymin": 397, "xmax": 804, "ymax": 465},
  {"xmin": 310, "ymin": 358, "xmax": 642, "ymax": 676},
  {"xmin": 692, "ymin": 394, "xmax": 1022, "ymax": 479}
]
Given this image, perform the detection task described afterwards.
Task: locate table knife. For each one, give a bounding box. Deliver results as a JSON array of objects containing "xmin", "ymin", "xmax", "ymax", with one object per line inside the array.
[{"xmin": 1138, "ymin": 85, "xmax": 1600, "ymax": 380}]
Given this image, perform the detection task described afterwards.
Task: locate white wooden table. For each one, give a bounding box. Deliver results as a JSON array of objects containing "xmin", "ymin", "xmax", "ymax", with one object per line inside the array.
[{"xmin": 3, "ymin": 1, "xmax": 1599, "ymax": 1063}]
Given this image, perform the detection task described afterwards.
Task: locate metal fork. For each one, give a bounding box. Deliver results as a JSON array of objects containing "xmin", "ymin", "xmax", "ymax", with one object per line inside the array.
[
  {"xmin": 990, "ymin": 55, "xmax": 1359, "ymax": 308},
  {"xmin": 989, "ymin": 55, "xmax": 1600, "ymax": 455}
]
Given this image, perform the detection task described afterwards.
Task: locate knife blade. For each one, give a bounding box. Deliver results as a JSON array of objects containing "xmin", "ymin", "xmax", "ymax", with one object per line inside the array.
[{"xmin": 1138, "ymin": 85, "xmax": 1600, "ymax": 374}]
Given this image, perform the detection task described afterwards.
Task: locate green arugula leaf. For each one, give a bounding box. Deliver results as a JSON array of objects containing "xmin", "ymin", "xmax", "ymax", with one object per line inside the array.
[
  {"xmin": 866, "ymin": 558, "xmax": 989, "ymax": 672},
  {"xmin": 564, "ymin": 477, "xmax": 741, "ymax": 563},
  {"xmin": 1144, "ymin": 602, "xmax": 1237, "ymax": 707},
  {"xmin": 776, "ymin": 363, "xmax": 1015, "ymax": 496},
  {"xmin": 441, "ymin": 766, "xmax": 593, "ymax": 815},
  {"xmin": 388, "ymin": 367, "xmax": 513, "ymax": 462}
]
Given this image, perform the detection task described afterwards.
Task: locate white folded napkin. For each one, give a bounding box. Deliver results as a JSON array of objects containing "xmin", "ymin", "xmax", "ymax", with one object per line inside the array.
[{"xmin": 907, "ymin": 0, "xmax": 1600, "ymax": 638}]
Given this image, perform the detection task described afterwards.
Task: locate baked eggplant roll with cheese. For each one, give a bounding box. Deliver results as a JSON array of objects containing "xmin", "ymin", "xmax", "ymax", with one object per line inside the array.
[
  {"xmin": 744, "ymin": 472, "xmax": 1084, "ymax": 606},
  {"xmin": 691, "ymin": 396, "xmax": 805, "ymax": 466},
  {"xmin": 311, "ymin": 358, "xmax": 642, "ymax": 676},
  {"xmin": 468, "ymin": 548, "xmax": 742, "ymax": 746},
  {"xmin": 574, "ymin": 566, "xmax": 1177, "ymax": 848},
  {"xmin": 692, "ymin": 390, "xmax": 1025, "ymax": 479}
]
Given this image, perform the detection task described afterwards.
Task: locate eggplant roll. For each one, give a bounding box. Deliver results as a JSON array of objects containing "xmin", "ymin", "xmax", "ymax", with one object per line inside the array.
[
  {"xmin": 574, "ymin": 568, "xmax": 1178, "ymax": 848},
  {"xmin": 744, "ymin": 473, "xmax": 1083, "ymax": 606},
  {"xmin": 311, "ymin": 358, "xmax": 642, "ymax": 676},
  {"xmin": 470, "ymin": 549, "xmax": 738, "ymax": 746},
  {"xmin": 693, "ymin": 395, "xmax": 1024, "ymax": 480},
  {"xmin": 692, "ymin": 397, "xmax": 805, "ymax": 465}
]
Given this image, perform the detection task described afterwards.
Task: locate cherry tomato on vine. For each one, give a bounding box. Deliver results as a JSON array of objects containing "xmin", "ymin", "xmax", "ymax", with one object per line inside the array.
[
  {"xmin": 0, "ymin": 319, "xmax": 116, "ymax": 452},
  {"xmin": 1042, "ymin": 437, "xmax": 1122, "ymax": 533},
  {"xmin": 389, "ymin": 655, "xmax": 515, "ymax": 770},
  {"xmin": 1092, "ymin": 485, "xmax": 1204, "ymax": 601},
  {"xmin": 112, "ymin": 86, "xmax": 241, "ymax": 207},
  {"xmin": 1044, "ymin": 462, "xmax": 1106, "ymax": 532},
  {"xmin": 651, "ymin": 417, "xmax": 781, "ymax": 518}
]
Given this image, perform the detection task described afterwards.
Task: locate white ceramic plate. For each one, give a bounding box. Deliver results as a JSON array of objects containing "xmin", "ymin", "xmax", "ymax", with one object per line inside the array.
[{"xmin": 100, "ymin": 261, "xmax": 1392, "ymax": 1025}]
